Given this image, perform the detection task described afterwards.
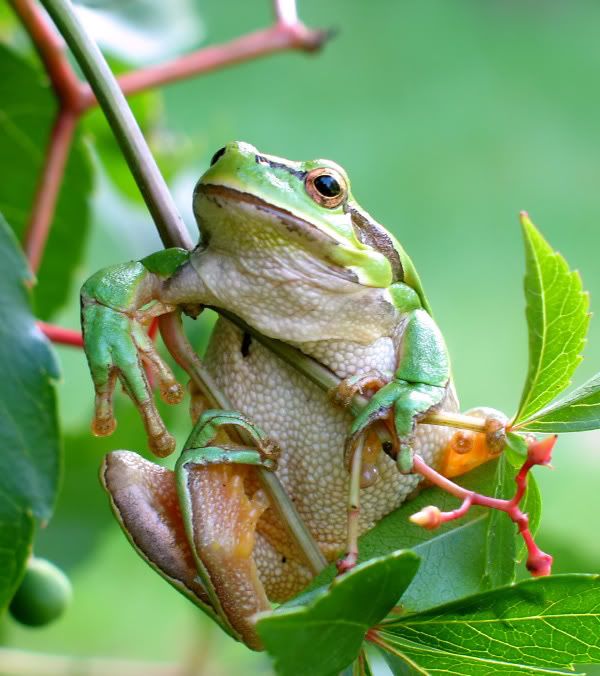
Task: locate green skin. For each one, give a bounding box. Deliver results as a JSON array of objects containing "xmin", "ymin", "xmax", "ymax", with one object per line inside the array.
[{"xmin": 82, "ymin": 141, "xmax": 450, "ymax": 645}]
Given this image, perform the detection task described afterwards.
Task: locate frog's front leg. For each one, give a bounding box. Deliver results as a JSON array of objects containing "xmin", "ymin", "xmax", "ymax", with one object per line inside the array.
[
  {"xmin": 81, "ymin": 248, "xmax": 205, "ymax": 456},
  {"xmin": 346, "ymin": 306, "xmax": 450, "ymax": 470},
  {"xmin": 102, "ymin": 410, "xmax": 279, "ymax": 650}
]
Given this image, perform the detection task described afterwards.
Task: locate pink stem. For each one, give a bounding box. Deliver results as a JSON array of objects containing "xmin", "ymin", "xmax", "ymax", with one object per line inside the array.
[{"xmin": 411, "ymin": 435, "xmax": 556, "ymax": 577}]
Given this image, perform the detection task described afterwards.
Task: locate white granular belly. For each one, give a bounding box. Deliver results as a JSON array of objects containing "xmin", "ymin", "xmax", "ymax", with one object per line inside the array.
[{"xmin": 203, "ymin": 317, "xmax": 456, "ymax": 600}]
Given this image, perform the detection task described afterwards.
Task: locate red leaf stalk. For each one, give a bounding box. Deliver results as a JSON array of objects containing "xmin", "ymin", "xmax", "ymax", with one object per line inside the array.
[
  {"xmin": 38, "ymin": 321, "xmax": 83, "ymax": 347},
  {"xmin": 410, "ymin": 435, "xmax": 557, "ymax": 577}
]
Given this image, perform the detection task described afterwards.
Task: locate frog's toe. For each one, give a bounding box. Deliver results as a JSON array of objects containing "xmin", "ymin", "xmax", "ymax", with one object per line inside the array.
[
  {"xmin": 92, "ymin": 409, "xmax": 116, "ymax": 437},
  {"xmin": 437, "ymin": 407, "xmax": 508, "ymax": 478},
  {"xmin": 131, "ymin": 322, "xmax": 184, "ymax": 406},
  {"xmin": 111, "ymin": 341, "xmax": 176, "ymax": 457},
  {"xmin": 138, "ymin": 399, "xmax": 177, "ymax": 457},
  {"xmin": 330, "ymin": 369, "xmax": 389, "ymax": 409}
]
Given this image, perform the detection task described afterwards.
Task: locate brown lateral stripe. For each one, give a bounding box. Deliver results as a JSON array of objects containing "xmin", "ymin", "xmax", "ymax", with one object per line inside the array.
[{"xmin": 346, "ymin": 204, "xmax": 403, "ymax": 282}]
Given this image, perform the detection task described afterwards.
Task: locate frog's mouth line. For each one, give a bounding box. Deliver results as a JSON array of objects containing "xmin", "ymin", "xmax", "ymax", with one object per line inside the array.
[{"xmin": 195, "ymin": 183, "xmax": 359, "ymax": 283}]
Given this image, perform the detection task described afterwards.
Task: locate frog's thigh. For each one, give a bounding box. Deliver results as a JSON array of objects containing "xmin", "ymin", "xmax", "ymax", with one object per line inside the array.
[{"xmin": 253, "ymin": 532, "xmax": 313, "ymax": 603}]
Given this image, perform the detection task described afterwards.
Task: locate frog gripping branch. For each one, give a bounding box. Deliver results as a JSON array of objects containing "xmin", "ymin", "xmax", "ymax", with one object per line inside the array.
[
  {"xmin": 80, "ymin": 142, "xmax": 563, "ymax": 649},
  {"xmin": 15, "ymin": 0, "xmax": 600, "ymax": 672}
]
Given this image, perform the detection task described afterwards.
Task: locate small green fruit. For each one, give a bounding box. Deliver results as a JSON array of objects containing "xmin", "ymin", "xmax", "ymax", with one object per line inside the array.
[{"xmin": 9, "ymin": 557, "xmax": 72, "ymax": 627}]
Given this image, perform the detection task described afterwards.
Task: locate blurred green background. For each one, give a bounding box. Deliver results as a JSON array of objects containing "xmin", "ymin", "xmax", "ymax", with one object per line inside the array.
[{"xmin": 2, "ymin": 0, "xmax": 600, "ymax": 673}]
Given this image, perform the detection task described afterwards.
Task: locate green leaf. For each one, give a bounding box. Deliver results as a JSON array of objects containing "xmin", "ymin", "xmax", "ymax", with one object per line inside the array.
[
  {"xmin": 480, "ymin": 455, "xmax": 516, "ymax": 590},
  {"xmin": 0, "ymin": 214, "xmax": 60, "ymax": 609},
  {"xmin": 0, "ymin": 44, "xmax": 93, "ymax": 319},
  {"xmin": 256, "ymin": 550, "xmax": 420, "ymax": 676},
  {"xmin": 380, "ymin": 574, "xmax": 600, "ymax": 673},
  {"xmin": 513, "ymin": 213, "xmax": 589, "ymax": 426},
  {"xmin": 379, "ymin": 637, "xmax": 581, "ymax": 675},
  {"xmin": 516, "ymin": 371, "xmax": 600, "ymax": 433},
  {"xmin": 0, "ymin": 500, "xmax": 34, "ymax": 614},
  {"xmin": 505, "ymin": 431, "xmax": 528, "ymax": 466}
]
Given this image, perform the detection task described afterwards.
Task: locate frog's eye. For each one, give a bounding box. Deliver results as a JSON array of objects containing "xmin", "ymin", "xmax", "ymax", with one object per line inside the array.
[
  {"xmin": 210, "ymin": 147, "xmax": 226, "ymax": 166},
  {"xmin": 305, "ymin": 168, "xmax": 347, "ymax": 209}
]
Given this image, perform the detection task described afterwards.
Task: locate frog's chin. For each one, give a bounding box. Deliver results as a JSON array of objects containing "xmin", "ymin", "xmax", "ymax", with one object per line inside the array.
[{"xmin": 193, "ymin": 183, "xmax": 358, "ymax": 283}]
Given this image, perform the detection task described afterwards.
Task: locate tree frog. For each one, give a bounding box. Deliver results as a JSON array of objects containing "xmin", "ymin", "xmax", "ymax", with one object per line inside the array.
[{"xmin": 81, "ymin": 142, "xmax": 504, "ymax": 649}]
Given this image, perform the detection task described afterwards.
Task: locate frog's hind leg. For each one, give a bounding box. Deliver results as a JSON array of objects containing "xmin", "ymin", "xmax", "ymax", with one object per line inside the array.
[
  {"xmin": 175, "ymin": 410, "xmax": 280, "ymax": 651},
  {"xmin": 100, "ymin": 452, "xmax": 228, "ymax": 632}
]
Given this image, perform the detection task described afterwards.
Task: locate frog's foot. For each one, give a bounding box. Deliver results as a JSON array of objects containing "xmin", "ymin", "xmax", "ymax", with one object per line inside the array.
[
  {"xmin": 437, "ymin": 407, "xmax": 509, "ymax": 478},
  {"xmin": 344, "ymin": 379, "xmax": 447, "ymax": 476},
  {"xmin": 83, "ymin": 303, "xmax": 184, "ymax": 457},
  {"xmin": 330, "ymin": 370, "xmax": 389, "ymax": 409},
  {"xmin": 176, "ymin": 411, "xmax": 280, "ymax": 649},
  {"xmin": 183, "ymin": 410, "xmax": 280, "ymax": 471},
  {"xmin": 409, "ymin": 435, "xmax": 556, "ymax": 578}
]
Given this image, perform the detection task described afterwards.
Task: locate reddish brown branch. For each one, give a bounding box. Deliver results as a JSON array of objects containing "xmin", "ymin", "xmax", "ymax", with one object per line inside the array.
[
  {"xmin": 24, "ymin": 110, "xmax": 77, "ymax": 272},
  {"xmin": 38, "ymin": 321, "xmax": 83, "ymax": 347},
  {"xmin": 11, "ymin": 0, "xmax": 84, "ymax": 273},
  {"xmin": 10, "ymin": 0, "xmax": 85, "ymax": 111},
  {"xmin": 79, "ymin": 21, "xmax": 328, "ymax": 108}
]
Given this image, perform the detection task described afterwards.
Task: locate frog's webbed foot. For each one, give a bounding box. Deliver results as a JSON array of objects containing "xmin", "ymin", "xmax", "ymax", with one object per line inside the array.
[
  {"xmin": 344, "ymin": 379, "xmax": 447, "ymax": 476},
  {"xmin": 182, "ymin": 410, "xmax": 280, "ymax": 471},
  {"xmin": 83, "ymin": 302, "xmax": 184, "ymax": 457}
]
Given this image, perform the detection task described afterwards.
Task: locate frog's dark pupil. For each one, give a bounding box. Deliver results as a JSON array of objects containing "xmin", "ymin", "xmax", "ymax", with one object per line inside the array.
[
  {"xmin": 314, "ymin": 174, "xmax": 341, "ymax": 198},
  {"xmin": 210, "ymin": 147, "xmax": 226, "ymax": 166}
]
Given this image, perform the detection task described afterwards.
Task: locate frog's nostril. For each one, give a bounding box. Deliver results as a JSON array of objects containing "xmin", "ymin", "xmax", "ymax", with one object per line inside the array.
[{"xmin": 210, "ymin": 147, "xmax": 226, "ymax": 166}]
